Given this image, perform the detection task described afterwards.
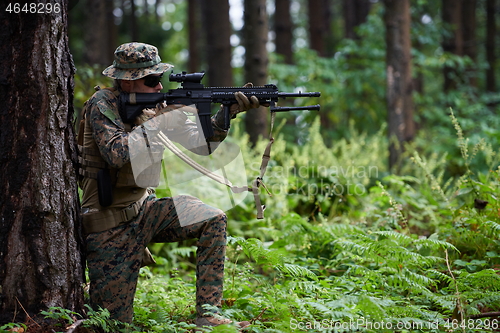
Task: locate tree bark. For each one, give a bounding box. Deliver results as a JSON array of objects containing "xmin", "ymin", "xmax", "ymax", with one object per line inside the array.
[
  {"xmin": 308, "ymin": 0, "xmax": 331, "ymax": 56},
  {"xmin": 201, "ymin": 0, "xmax": 233, "ymax": 86},
  {"xmin": 384, "ymin": 0, "xmax": 414, "ymax": 170},
  {"xmin": 244, "ymin": 0, "xmax": 269, "ymax": 145},
  {"xmin": 486, "ymin": 0, "xmax": 497, "ymax": 92},
  {"xmin": 83, "ymin": 0, "xmax": 116, "ymax": 66},
  {"xmin": 0, "ymin": 0, "xmax": 84, "ymax": 323},
  {"xmin": 344, "ymin": 0, "xmax": 371, "ymax": 39},
  {"xmin": 462, "ymin": 0, "xmax": 477, "ymax": 87},
  {"xmin": 130, "ymin": 0, "xmax": 138, "ymax": 41},
  {"xmin": 442, "ymin": 0, "xmax": 463, "ymax": 92},
  {"xmin": 275, "ymin": 0, "xmax": 294, "ymax": 64},
  {"xmin": 188, "ymin": 0, "xmax": 202, "ymax": 73}
]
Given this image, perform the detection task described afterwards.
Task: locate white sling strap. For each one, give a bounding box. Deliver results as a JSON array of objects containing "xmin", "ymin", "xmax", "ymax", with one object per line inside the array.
[{"xmin": 155, "ymin": 112, "xmax": 276, "ymax": 219}]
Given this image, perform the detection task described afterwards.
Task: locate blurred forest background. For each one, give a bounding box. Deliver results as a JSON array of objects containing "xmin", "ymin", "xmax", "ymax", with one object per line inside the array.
[{"xmin": 69, "ymin": 0, "xmax": 500, "ymax": 173}]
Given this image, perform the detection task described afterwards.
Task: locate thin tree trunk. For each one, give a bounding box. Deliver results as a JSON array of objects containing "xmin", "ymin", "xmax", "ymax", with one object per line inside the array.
[
  {"xmin": 244, "ymin": 0, "xmax": 269, "ymax": 145},
  {"xmin": 275, "ymin": 0, "xmax": 294, "ymax": 64},
  {"xmin": 188, "ymin": 0, "xmax": 202, "ymax": 73},
  {"xmin": 0, "ymin": 1, "xmax": 84, "ymax": 323},
  {"xmin": 462, "ymin": 0, "xmax": 478, "ymax": 87},
  {"xmin": 384, "ymin": 0, "xmax": 414, "ymax": 170},
  {"xmin": 201, "ymin": 0, "xmax": 233, "ymax": 86},
  {"xmin": 308, "ymin": 0, "xmax": 327, "ymax": 56},
  {"xmin": 131, "ymin": 0, "xmax": 138, "ymax": 41},
  {"xmin": 84, "ymin": 0, "xmax": 116, "ymax": 65},
  {"xmin": 344, "ymin": 0, "xmax": 371, "ymax": 39},
  {"xmin": 486, "ymin": 0, "xmax": 497, "ymax": 92},
  {"xmin": 442, "ymin": 0, "xmax": 463, "ymax": 92}
]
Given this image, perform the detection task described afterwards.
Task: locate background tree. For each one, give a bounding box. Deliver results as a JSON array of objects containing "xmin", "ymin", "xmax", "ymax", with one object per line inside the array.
[
  {"xmin": 343, "ymin": 0, "xmax": 371, "ymax": 39},
  {"xmin": 384, "ymin": 0, "xmax": 414, "ymax": 170},
  {"xmin": 486, "ymin": 0, "xmax": 497, "ymax": 93},
  {"xmin": 187, "ymin": 0, "xmax": 202, "ymax": 73},
  {"xmin": 442, "ymin": 0, "xmax": 463, "ymax": 92},
  {"xmin": 201, "ymin": 0, "xmax": 233, "ymax": 86},
  {"xmin": 462, "ymin": 0, "xmax": 478, "ymax": 88},
  {"xmin": 0, "ymin": 1, "xmax": 84, "ymax": 323},
  {"xmin": 83, "ymin": 0, "xmax": 116, "ymax": 66},
  {"xmin": 130, "ymin": 0, "xmax": 139, "ymax": 41},
  {"xmin": 274, "ymin": 0, "xmax": 294, "ymax": 64},
  {"xmin": 243, "ymin": 0, "xmax": 269, "ymax": 145},
  {"xmin": 308, "ymin": 0, "xmax": 331, "ymax": 57}
]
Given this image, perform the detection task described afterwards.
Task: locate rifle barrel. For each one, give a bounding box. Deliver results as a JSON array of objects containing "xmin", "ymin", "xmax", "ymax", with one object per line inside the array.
[
  {"xmin": 278, "ymin": 92, "xmax": 321, "ymax": 98},
  {"xmin": 271, "ymin": 105, "xmax": 321, "ymax": 112}
]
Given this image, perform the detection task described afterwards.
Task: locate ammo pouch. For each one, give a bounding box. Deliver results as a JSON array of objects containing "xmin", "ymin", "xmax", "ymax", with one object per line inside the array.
[{"xmin": 97, "ymin": 169, "xmax": 113, "ymax": 207}]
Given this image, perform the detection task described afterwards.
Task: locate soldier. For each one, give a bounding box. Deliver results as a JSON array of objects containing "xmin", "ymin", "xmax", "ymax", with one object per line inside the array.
[{"xmin": 78, "ymin": 42, "xmax": 258, "ymax": 329}]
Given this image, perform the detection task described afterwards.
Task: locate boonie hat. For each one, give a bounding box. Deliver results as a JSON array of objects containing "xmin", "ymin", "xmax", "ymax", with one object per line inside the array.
[{"xmin": 102, "ymin": 42, "xmax": 173, "ymax": 80}]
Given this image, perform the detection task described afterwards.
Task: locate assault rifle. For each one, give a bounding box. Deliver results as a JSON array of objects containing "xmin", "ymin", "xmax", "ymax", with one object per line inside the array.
[{"xmin": 118, "ymin": 71, "xmax": 321, "ymax": 139}]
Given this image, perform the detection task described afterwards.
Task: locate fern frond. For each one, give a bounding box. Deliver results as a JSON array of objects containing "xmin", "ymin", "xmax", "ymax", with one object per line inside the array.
[
  {"xmin": 469, "ymin": 292, "xmax": 500, "ymax": 311},
  {"xmin": 458, "ymin": 269, "xmax": 500, "ymax": 292},
  {"xmin": 426, "ymin": 269, "xmax": 454, "ymax": 284},
  {"xmin": 276, "ymin": 263, "xmax": 318, "ymax": 281},
  {"xmin": 170, "ymin": 246, "xmax": 196, "ymax": 258},
  {"xmin": 287, "ymin": 280, "xmax": 325, "ymax": 294},
  {"xmin": 356, "ymin": 295, "xmax": 388, "ymax": 322},
  {"xmin": 414, "ymin": 237, "xmax": 459, "ymax": 253},
  {"xmin": 483, "ymin": 220, "xmax": 500, "ymax": 237},
  {"xmin": 372, "ymin": 230, "xmax": 413, "ymax": 246}
]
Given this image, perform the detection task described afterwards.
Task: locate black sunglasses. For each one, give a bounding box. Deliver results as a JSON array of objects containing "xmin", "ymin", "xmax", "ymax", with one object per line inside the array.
[{"xmin": 143, "ymin": 74, "xmax": 163, "ymax": 87}]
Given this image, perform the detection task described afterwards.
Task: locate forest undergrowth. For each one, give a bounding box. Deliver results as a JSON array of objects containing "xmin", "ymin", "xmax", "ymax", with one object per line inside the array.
[{"xmin": 6, "ymin": 111, "xmax": 500, "ymax": 333}]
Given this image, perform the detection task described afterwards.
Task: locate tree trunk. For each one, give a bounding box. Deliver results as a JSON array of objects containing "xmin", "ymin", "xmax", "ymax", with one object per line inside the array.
[
  {"xmin": 130, "ymin": 0, "xmax": 138, "ymax": 41},
  {"xmin": 201, "ymin": 0, "xmax": 233, "ymax": 86},
  {"xmin": 188, "ymin": 0, "xmax": 202, "ymax": 73},
  {"xmin": 486, "ymin": 0, "xmax": 497, "ymax": 92},
  {"xmin": 384, "ymin": 0, "xmax": 414, "ymax": 170},
  {"xmin": 83, "ymin": 0, "xmax": 116, "ymax": 66},
  {"xmin": 344, "ymin": 0, "xmax": 371, "ymax": 39},
  {"xmin": 275, "ymin": 0, "xmax": 294, "ymax": 64},
  {"xmin": 244, "ymin": 0, "xmax": 269, "ymax": 145},
  {"xmin": 442, "ymin": 0, "xmax": 463, "ymax": 92},
  {"xmin": 462, "ymin": 0, "xmax": 477, "ymax": 87},
  {"xmin": 0, "ymin": 1, "xmax": 84, "ymax": 323},
  {"xmin": 308, "ymin": 0, "xmax": 331, "ymax": 56}
]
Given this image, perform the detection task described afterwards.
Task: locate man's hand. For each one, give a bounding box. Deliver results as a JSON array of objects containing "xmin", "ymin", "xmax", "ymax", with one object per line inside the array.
[
  {"xmin": 135, "ymin": 108, "xmax": 157, "ymax": 125},
  {"xmin": 231, "ymin": 82, "xmax": 260, "ymax": 115},
  {"xmin": 135, "ymin": 103, "xmax": 188, "ymax": 131},
  {"xmin": 156, "ymin": 103, "xmax": 189, "ymax": 130}
]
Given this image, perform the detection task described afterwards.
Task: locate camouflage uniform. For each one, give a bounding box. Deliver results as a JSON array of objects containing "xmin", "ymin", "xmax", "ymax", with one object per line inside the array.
[{"xmin": 80, "ymin": 43, "xmax": 231, "ymax": 323}]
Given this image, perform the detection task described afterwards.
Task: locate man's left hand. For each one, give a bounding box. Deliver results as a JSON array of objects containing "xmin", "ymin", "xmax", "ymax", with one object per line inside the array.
[{"xmin": 231, "ymin": 82, "xmax": 260, "ymax": 115}]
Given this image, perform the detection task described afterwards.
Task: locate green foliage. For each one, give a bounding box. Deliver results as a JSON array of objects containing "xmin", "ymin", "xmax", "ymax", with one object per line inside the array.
[
  {"xmin": 0, "ymin": 322, "xmax": 27, "ymax": 332},
  {"xmin": 40, "ymin": 306, "xmax": 80, "ymax": 325},
  {"xmin": 128, "ymin": 107, "xmax": 500, "ymax": 333},
  {"xmin": 82, "ymin": 305, "xmax": 131, "ymax": 332}
]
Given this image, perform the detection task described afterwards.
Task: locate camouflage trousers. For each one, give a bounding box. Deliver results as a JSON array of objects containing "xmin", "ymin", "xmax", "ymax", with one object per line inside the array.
[{"xmin": 85, "ymin": 194, "xmax": 227, "ymax": 323}]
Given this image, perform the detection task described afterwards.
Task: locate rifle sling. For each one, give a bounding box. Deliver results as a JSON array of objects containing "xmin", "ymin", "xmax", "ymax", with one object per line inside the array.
[{"xmin": 157, "ymin": 128, "xmax": 273, "ymax": 219}]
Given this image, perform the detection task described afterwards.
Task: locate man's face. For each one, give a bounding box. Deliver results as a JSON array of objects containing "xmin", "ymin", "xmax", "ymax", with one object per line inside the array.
[{"xmin": 121, "ymin": 74, "xmax": 163, "ymax": 93}]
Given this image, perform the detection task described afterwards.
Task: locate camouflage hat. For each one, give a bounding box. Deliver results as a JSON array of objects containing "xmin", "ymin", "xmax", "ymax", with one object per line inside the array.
[{"xmin": 102, "ymin": 42, "xmax": 174, "ymax": 80}]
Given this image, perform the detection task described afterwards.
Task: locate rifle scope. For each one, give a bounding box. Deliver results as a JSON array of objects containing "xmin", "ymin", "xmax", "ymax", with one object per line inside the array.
[{"xmin": 169, "ymin": 71, "xmax": 205, "ymax": 83}]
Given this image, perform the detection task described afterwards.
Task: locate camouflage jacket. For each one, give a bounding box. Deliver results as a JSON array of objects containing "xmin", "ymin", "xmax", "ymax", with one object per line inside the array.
[{"xmin": 80, "ymin": 87, "xmax": 229, "ymax": 209}]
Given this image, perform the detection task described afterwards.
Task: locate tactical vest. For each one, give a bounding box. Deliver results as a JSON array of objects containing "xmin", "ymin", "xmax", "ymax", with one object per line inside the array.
[{"xmin": 78, "ymin": 87, "xmax": 161, "ymax": 235}]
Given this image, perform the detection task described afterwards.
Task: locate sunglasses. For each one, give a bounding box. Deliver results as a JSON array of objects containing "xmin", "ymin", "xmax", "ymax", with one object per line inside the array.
[{"xmin": 143, "ymin": 74, "xmax": 163, "ymax": 87}]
